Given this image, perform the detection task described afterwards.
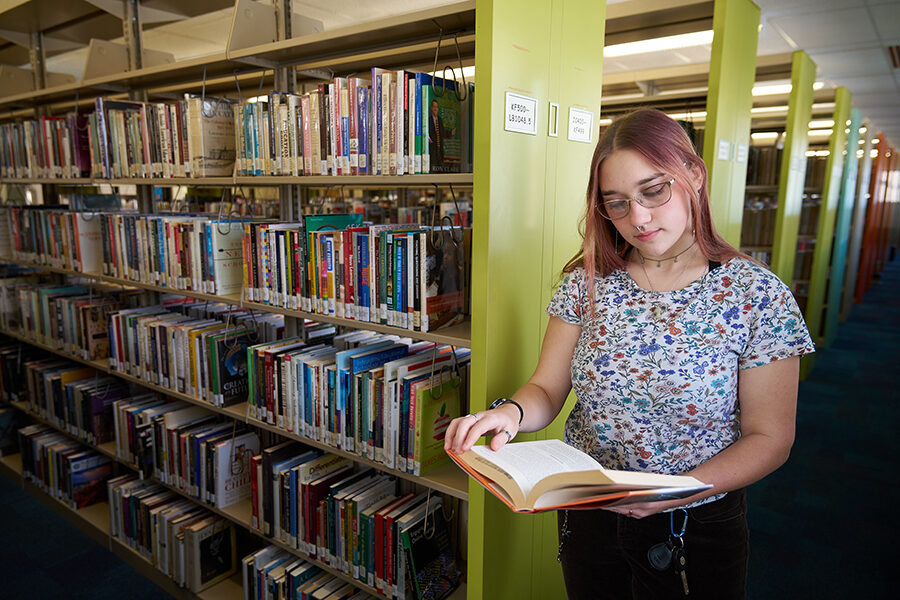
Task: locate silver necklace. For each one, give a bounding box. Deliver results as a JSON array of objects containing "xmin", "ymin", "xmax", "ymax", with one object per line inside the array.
[{"xmin": 637, "ymin": 240, "xmax": 696, "ymax": 268}]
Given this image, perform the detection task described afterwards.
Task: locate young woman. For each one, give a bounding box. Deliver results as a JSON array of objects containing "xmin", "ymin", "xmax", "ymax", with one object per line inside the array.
[{"xmin": 444, "ymin": 108, "xmax": 814, "ymax": 599}]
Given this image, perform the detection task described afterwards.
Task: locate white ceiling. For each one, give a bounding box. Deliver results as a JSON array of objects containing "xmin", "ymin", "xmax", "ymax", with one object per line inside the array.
[{"xmin": 754, "ymin": 0, "xmax": 900, "ymax": 143}]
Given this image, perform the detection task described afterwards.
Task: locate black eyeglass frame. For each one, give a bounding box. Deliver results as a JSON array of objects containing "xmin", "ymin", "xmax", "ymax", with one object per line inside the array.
[{"xmin": 597, "ymin": 178, "xmax": 676, "ymax": 220}]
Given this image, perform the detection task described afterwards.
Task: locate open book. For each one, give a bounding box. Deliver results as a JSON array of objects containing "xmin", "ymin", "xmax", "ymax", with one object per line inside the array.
[{"xmin": 447, "ymin": 439, "xmax": 712, "ymax": 513}]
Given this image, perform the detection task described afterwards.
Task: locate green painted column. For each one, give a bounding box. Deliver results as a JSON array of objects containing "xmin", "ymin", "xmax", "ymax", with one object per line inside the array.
[
  {"xmin": 802, "ymin": 86, "xmax": 851, "ymax": 374},
  {"xmin": 703, "ymin": 0, "xmax": 760, "ymax": 246},
  {"xmin": 823, "ymin": 108, "xmax": 862, "ymax": 347},
  {"xmin": 770, "ymin": 50, "xmax": 816, "ymax": 288},
  {"xmin": 470, "ymin": 0, "xmax": 604, "ymax": 598}
]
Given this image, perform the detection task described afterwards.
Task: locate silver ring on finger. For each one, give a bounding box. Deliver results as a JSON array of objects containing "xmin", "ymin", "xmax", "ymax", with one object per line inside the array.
[
  {"xmin": 466, "ymin": 413, "xmax": 480, "ymax": 422},
  {"xmin": 502, "ymin": 430, "xmax": 513, "ymax": 443}
]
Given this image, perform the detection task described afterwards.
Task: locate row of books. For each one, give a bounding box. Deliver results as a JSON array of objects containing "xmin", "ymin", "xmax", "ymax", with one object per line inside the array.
[
  {"xmin": 248, "ymin": 442, "xmax": 459, "ymax": 600},
  {"xmin": 234, "ymin": 71, "xmax": 472, "ymax": 177},
  {"xmin": 96, "ymin": 212, "xmax": 247, "ymax": 296},
  {"xmin": 113, "ymin": 397, "xmax": 259, "ymax": 510},
  {"xmin": 746, "ymin": 146, "xmax": 783, "ymax": 186},
  {"xmin": 243, "ymin": 546, "xmax": 363, "ymax": 600},
  {"xmin": 246, "ymin": 329, "xmax": 467, "ymax": 475},
  {"xmin": 0, "ymin": 113, "xmax": 90, "ymax": 179},
  {"xmin": 107, "ymin": 475, "xmax": 238, "ymax": 593},
  {"xmin": 0, "ymin": 69, "xmax": 474, "ymax": 181},
  {"xmin": 106, "ymin": 299, "xmax": 287, "ymax": 407},
  {"xmin": 21, "ymin": 356, "xmax": 126, "ymax": 445},
  {"xmin": 741, "ymin": 194, "xmax": 778, "ymax": 248},
  {"xmin": 245, "ymin": 215, "xmax": 471, "ymax": 332},
  {"xmin": 18, "ymin": 423, "xmax": 112, "ymax": 510},
  {"xmin": 3, "ymin": 207, "xmax": 106, "ymax": 273},
  {"xmin": 7, "ymin": 282, "xmax": 141, "ymax": 359},
  {"xmin": 109, "ymin": 298, "xmax": 288, "ymax": 406}
]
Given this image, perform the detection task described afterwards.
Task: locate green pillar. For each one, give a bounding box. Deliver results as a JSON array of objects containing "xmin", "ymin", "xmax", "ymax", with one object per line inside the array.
[
  {"xmin": 770, "ymin": 51, "xmax": 816, "ymax": 288},
  {"xmin": 802, "ymin": 86, "xmax": 851, "ymax": 374},
  {"xmin": 823, "ymin": 108, "xmax": 862, "ymax": 347},
  {"xmin": 703, "ymin": 0, "xmax": 760, "ymax": 246},
  {"xmin": 470, "ymin": 0, "xmax": 605, "ymax": 598}
]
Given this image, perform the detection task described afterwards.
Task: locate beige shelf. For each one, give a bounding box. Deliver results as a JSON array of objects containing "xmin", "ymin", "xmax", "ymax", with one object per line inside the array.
[
  {"xmin": 0, "ymin": 1, "xmax": 475, "ymax": 111},
  {"xmin": 0, "ymin": 258, "xmax": 472, "ymax": 347},
  {"xmin": 0, "ymin": 173, "xmax": 473, "ymax": 188},
  {"xmin": 0, "ymin": 328, "xmax": 469, "ymax": 501},
  {"xmin": 0, "ymin": 452, "xmax": 23, "ymax": 477}
]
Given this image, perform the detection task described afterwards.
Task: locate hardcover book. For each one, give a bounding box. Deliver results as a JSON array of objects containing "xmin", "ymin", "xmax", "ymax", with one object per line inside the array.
[{"xmin": 448, "ymin": 439, "xmax": 712, "ymax": 513}]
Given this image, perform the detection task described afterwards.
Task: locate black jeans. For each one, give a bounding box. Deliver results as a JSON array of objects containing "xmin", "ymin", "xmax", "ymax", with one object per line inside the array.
[{"xmin": 557, "ymin": 490, "xmax": 749, "ymax": 600}]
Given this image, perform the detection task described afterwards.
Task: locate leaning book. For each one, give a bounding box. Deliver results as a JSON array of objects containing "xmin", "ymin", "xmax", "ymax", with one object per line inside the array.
[{"xmin": 447, "ymin": 439, "xmax": 712, "ymax": 513}]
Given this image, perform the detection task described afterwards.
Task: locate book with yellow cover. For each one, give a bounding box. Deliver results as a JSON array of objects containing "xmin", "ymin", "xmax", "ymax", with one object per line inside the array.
[{"xmin": 447, "ymin": 439, "xmax": 712, "ymax": 513}]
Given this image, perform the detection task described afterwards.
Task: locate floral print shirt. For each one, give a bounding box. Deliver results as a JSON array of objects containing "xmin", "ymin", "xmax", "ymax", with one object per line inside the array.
[{"xmin": 547, "ymin": 258, "xmax": 814, "ymax": 504}]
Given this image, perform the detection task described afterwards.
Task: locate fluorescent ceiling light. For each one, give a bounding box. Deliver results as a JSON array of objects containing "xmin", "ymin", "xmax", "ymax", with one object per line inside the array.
[
  {"xmin": 805, "ymin": 150, "xmax": 830, "ymax": 157},
  {"xmin": 813, "ymin": 102, "xmax": 836, "ymax": 111},
  {"xmin": 871, "ymin": 149, "xmax": 878, "ymax": 157},
  {"xmin": 604, "ymin": 30, "xmax": 714, "ymax": 58},
  {"xmin": 808, "ymin": 129, "xmax": 833, "ymax": 136},
  {"xmin": 872, "ymin": 138, "xmax": 880, "ymax": 144},
  {"xmin": 859, "ymin": 127, "xmax": 868, "ymax": 133},
  {"xmin": 809, "ymin": 120, "xmax": 834, "ymax": 129},
  {"xmin": 751, "ymin": 80, "xmax": 824, "ymax": 97},
  {"xmin": 601, "ymin": 93, "xmax": 646, "ymax": 102},
  {"xmin": 752, "ymin": 83, "xmax": 792, "ymax": 96},
  {"xmin": 665, "ymin": 110, "xmax": 707, "ymax": 121},
  {"xmin": 751, "ymin": 132, "xmax": 779, "ymax": 141},
  {"xmin": 598, "ymin": 118, "xmax": 613, "ymax": 126},
  {"xmin": 751, "ymin": 105, "xmax": 788, "ymax": 115}
]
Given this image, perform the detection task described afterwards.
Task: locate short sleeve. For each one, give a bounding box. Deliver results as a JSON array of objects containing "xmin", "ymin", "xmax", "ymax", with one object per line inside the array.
[
  {"xmin": 739, "ymin": 272, "xmax": 815, "ymax": 369},
  {"xmin": 547, "ymin": 269, "xmax": 585, "ymax": 325}
]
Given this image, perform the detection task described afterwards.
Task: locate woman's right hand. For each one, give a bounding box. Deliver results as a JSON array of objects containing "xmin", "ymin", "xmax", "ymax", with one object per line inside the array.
[{"xmin": 443, "ymin": 404, "xmax": 521, "ymax": 455}]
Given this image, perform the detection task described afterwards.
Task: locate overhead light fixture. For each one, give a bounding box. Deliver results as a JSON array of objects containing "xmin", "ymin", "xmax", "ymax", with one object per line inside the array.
[
  {"xmin": 809, "ymin": 120, "xmax": 834, "ymax": 129},
  {"xmin": 805, "ymin": 150, "xmax": 830, "ymax": 157},
  {"xmin": 751, "ymin": 105, "xmax": 789, "ymax": 115},
  {"xmin": 750, "ymin": 132, "xmax": 779, "ymax": 141},
  {"xmin": 604, "ymin": 30, "xmax": 714, "ymax": 58},
  {"xmin": 600, "ymin": 93, "xmax": 646, "ymax": 102},
  {"xmin": 664, "ymin": 110, "xmax": 707, "ymax": 121},
  {"xmin": 808, "ymin": 129, "xmax": 833, "ymax": 137},
  {"xmin": 873, "ymin": 138, "xmax": 880, "ymax": 144},
  {"xmin": 860, "ymin": 126, "xmax": 868, "ymax": 133},
  {"xmin": 751, "ymin": 81, "xmax": 824, "ymax": 97}
]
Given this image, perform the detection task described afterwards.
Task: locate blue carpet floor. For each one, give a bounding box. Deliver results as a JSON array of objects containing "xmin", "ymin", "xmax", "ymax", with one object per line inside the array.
[
  {"xmin": 0, "ymin": 472, "xmax": 173, "ymax": 599},
  {"xmin": 0, "ymin": 259, "xmax": 897, "ymax": 599},
  {"xmin": 747, "ymin": 257, "xmax": 899, "ymax": 599}
]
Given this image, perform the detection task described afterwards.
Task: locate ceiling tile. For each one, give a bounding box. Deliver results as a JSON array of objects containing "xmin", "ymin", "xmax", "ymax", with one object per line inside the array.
[
  {"xmin": 828, "ymin": 74, "xmax": 898, "ymax": 94},
  {"xmin": 811, "ymin": 47, "xmax": 892, "ymax": 77},
  {"xmin": 767, "ymin": 8, "xmax": 877, "ymax": 51},
  {"xmin": 868, "ymin": 3, "xmax": 900, "ymax": 43}
]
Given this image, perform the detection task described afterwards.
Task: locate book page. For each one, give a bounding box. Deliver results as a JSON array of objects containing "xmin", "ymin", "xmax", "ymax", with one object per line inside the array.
[{"xmin": 465, "ymin": 440, "xmax": 604, "ymax": 506}]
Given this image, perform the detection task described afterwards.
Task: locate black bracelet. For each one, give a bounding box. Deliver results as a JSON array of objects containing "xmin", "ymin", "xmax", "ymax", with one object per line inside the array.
[{"xmin": 489, "ymin": 397, "xmax": 524, "ymax": 424}]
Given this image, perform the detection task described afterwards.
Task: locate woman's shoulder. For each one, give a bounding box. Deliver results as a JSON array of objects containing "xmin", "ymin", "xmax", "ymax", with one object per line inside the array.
[{"xmin": 716, "ymin": 257, "xmax": 792, "ymax": 295}]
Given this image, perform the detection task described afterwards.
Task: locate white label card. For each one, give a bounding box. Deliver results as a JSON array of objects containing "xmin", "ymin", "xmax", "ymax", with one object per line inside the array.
[
  {"xmin": 717, "ymin": 139, "xmax": 731, "ymax": 161},
  {"xmin": 736, "ymin": 143, "xmax": 749, "ymax": 163},
  {"xmin": 504, "ymin": 92, "xmax": 538, "ymax": 135},
  {"xmin": 567, "ymin": 107, "xmax": 594, "ymax": 143}
]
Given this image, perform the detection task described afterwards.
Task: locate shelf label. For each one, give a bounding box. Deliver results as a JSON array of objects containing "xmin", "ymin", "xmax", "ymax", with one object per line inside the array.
[
  {"xmin": 717, "ymin": 139, "xmax": 731, "ymax": 161},
  {"xmin": 736, "ymin": 143, "xmax": 749, "ymax": 163},
  {"xmin": 504, "ymin": 92, "xmax": 538, "ymax": 135},
  {"xmin": 567, "ymin": 107, "xmax": 594, "ymax": 143}
]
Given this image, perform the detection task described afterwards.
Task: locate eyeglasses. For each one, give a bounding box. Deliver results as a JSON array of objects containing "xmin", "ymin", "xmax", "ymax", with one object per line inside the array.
[{"xmin": 598, "ymin": 178, "xmax": 675, "ymax": 220}]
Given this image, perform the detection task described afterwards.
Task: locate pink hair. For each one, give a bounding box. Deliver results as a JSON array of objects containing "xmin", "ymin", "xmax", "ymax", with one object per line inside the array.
[{"xmin": 563, "ymin": 108, "xmax": 748, "ymax": 307}]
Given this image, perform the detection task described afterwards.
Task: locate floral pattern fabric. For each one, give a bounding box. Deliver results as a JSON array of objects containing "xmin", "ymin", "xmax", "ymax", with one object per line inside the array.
[{"xmin": 547, "ymin": 258, "xmax": 814, "ymax": 504}]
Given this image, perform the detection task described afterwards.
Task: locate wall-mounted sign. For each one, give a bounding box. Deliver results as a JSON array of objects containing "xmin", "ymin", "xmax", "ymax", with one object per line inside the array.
[
  {"xmin": 567, "ymin": 107, "xmax": 593, "ymax": 143},
  {"xmin": 504, "ymin": 91, "xmax": 538, "ymax": 135}
]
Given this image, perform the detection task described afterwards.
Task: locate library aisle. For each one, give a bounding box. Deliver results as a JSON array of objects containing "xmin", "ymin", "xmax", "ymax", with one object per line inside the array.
[
  {"xmin": 747, "ymin": 256, "xmax": 899, "ymax": 599},
  {"xmin": 0, "ymin": 473, "xmax": 172, "ymax": 599}
]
